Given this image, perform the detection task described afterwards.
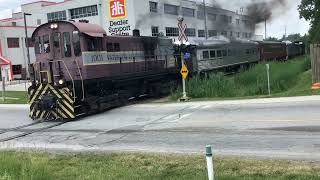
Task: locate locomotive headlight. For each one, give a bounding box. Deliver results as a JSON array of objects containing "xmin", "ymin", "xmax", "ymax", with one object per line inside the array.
[
  {"xmin": 50, "ymin": 23, "xmax": 58, "ymax": 29},
  {"xmin": 58, "ymin": 79, "xmax": 64, "ymax": 85},
  {"xmin": 28, "ymin": 82, "xmax": 33, "ymax": 86}
]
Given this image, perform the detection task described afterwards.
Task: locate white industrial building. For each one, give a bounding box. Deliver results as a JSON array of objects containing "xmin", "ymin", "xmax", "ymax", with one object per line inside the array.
[{"xmin": 0, "ymin": 0, "xmax": 255, "ymax": 80}]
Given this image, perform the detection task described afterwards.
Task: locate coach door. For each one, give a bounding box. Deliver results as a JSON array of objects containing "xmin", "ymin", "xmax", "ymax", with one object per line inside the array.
[{"xmin": 52, "ymin": 32, "xmax": 62, "ymax": 60}]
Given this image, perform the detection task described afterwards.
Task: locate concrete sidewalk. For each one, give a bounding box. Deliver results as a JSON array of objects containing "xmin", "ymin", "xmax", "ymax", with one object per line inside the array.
[{"xmin": 0, "ymin": 81, "xmax": 28, "ymax": 91}]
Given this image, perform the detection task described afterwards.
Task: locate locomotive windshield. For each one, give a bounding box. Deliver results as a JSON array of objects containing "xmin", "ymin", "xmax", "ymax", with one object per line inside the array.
[{"xmin": 72, "ymin": 31, "xmax": 81, "ymax": 56}]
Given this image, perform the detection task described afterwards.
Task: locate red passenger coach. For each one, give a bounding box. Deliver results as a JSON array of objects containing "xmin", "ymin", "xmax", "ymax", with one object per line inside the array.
[
  {"xmin": 28, "ymin": 21, "xmax": 179, "ymax": 120},
  {"xmin": 258, "ymin": 42, "xmax": 287, "ymax": 61}
]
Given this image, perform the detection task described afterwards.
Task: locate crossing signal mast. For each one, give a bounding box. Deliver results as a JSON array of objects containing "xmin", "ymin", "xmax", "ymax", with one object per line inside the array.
[{"xmin": 175, "ymin": 17, "xmax": 191, "ymax": 102}]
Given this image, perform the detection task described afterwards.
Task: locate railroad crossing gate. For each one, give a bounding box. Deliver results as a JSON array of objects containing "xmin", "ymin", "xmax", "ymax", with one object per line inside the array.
[{"xmin": 180, "ymin": 65, "xmax": 189, "ymax": 79}]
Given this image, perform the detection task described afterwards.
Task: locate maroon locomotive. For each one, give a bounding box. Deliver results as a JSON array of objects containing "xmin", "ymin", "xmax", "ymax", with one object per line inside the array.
[
  {"xmin": 258, "ymin": 41, "xmax": 287, "ymax": 61},
  {"xmin": 29, "ymin": 21, "xmax": 179, "ymax": 120}
]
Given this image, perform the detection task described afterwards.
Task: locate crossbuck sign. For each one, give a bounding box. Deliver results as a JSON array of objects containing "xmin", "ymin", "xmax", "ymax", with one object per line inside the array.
[{"xmin": 178, "ymin": 21, "xmax": 188, "ymax": 43}]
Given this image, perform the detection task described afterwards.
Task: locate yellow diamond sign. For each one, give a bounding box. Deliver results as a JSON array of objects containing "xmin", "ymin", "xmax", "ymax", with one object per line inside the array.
[{"xmin": 180, "ymin": 65, "xmax": 189, "ymax": 79}]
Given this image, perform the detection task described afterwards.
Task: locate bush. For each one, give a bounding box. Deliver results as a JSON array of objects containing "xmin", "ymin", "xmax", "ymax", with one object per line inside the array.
[{"xmin": 172, "ymin": 56, "xmax": 312, "ymax": 99}]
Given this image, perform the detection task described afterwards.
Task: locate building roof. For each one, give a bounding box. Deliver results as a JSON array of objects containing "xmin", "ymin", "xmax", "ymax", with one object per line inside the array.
[
  {"xmin": 21, "ymin": 0, "xmax": 72, "ymax": 7},
  {"xmin": 0, "ymin": 56, "xmax": 11, "ymax": 65}
]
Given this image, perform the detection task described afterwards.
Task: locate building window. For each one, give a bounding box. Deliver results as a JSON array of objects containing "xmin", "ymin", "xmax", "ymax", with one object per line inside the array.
[
  {"xmin": 149, "ymin": 1, "xmax": 158, "ymax": 13},
  {"xmin": 70, "ymin": 5, "xmax": 98, "ymax": 19},
  {"xmin": 237, "ymin": 32, "xmax": 240, "ymax": 38},
  {"xmin": 243, "ymin": 32, "xmax": 248, "ymax": 38},
  {"xmin": 186, "ymin": 28, "xmax": 196, "ymax": 37},
  {"xmin": 221, "ymin": 31, "xmax": 227, "ymax": 36},
  {"xmin": 164, "ymin": 4, "xmax": 179, "ymax": 15},
  {"xmin": 208, "ymin": 30, "xmax": 217, "ymax": 37},
  {"xmin": 151, "ymin": 26, "xmax": 159, "ymax": 36},
  {"xmin": 230, "ymin": 31, "xmax": 233, "ymax": 37},
  {"xmin": 207, "ymin": 13, "xmax": 216, "ymax": 21},
  {"xmin": 37, "ymin": 19, "xmax": 41, "ymax": 25},
  {"xmin": 165, "ymin": 27, "xmax": 179, "ymax": 37},
  {"xmin": 182, "ymin": 7, "xmax": 195, "ymax": 17},
  {"xmin": 47, "ymin": 11, "xmax": 67, "ymax": 22},
  {"xmin": 198, "ymin": 30, "xmax": 205, "ymax": 37},
  {"xmin": 11, "ymin": 22, "xmax": 17, "ymax": 26},
  {"xmin": 236, "ymin": 19, "xmax": 240, "ymax": 25},
  {"xmin": 249, "ymin": 33, "xmax": 252, "ymax": 38},
  {"xmin": 12, "ymin": 65, "xmax": 22, "ymax": 75},
  {"xmin": 7, "ymin": 38, "xmax": 19, "ymax": 48},
  {"xmin": 197, "ymin": 11, "xmax": 205, "ymax": 19},
  {"xmin": 228, "ymin": 16, "xmax": 232, "ymax": 23}
]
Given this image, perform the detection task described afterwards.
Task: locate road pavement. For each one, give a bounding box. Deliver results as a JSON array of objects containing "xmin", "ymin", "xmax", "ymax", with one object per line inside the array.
[{"xmin": 1, "ymin": 96, "xmax": 320, "ymax": 160}]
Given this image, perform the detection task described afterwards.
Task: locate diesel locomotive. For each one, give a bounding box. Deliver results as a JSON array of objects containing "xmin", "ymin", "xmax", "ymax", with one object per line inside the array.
[{"xmin": 29, "ymin": 21, "xmax": 179, "ymax": 120}]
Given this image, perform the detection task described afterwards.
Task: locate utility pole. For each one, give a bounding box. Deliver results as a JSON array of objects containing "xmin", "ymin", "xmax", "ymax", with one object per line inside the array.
[
  {"xmin": 284, "ymin": 26, "xmax": 287, "ymax": 40},
  {"xmin": 24, "ymin": 13, "xmax": 32, "ymax": 80},
  {"xmin": 265, "ymin": 17, "xmax": 267, "ymax": 40},
  {"xmin": 203, "ymin": 0, "xmax": 208, "ymax": 39}
]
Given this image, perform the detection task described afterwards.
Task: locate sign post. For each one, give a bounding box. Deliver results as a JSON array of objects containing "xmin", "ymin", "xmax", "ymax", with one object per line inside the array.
[
  {"xmin": 177, "ymin": 18, "xmax": 190, "ymax": 101},
  {"xmin": 266, "ymin": 64, "xmax": 271, "ymax": 96},
  {"xmin": 2, "ymin": 77, "xmax": 5, "ymax": 101}
]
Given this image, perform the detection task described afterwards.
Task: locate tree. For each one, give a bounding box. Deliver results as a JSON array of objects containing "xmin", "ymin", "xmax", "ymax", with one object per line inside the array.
[
  {"xmin": 286, "ymin": 33, "xmax": 303, "ymax": 42},
  {"xmin": 298, "ymin": 0, "xmax": 320, "ymax": 43},
  {"xmin": 264, "ymin": 37, "xmax": 279, "ymax": 41}
]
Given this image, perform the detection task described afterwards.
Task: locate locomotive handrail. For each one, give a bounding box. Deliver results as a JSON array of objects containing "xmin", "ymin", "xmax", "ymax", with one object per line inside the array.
[
  {"xmin": 74, "ymin": 59, "xmax": 85, "ymax": 101},
  {"xmin": 55, "ymin": 60, "xmax": 76, "ymax": 102}
]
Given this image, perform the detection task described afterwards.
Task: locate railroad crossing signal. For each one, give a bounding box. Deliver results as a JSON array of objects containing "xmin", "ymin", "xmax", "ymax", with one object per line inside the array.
[
  {"xmin": 180, "ymin": 65, "xmax": 189, "ymax": 79},
  {"xmin": 178, "ymin": 22, "xmax": 188, "ymax": 43}
]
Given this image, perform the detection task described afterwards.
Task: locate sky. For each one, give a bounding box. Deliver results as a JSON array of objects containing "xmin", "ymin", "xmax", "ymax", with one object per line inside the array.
[{"xmin": 0, "ymin": 0, "xmax": 311, "ymax": 38}]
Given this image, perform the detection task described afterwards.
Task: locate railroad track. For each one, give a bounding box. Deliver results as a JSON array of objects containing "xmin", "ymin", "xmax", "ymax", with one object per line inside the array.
[{"xmin": 0, "ymin": 121, "xmax": 67, "ymax": 143}]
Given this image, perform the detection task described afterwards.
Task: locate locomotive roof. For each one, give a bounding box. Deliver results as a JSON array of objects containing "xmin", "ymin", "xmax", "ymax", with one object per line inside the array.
[{"xmin": 32, "ymin": 21, "xmax": 107, "ymax": 38}]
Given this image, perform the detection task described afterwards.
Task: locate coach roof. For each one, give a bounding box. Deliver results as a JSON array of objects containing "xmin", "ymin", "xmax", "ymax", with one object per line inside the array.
[{"xmin": 32, "ymin": 21, "xmax": 107, "ymax": 38}]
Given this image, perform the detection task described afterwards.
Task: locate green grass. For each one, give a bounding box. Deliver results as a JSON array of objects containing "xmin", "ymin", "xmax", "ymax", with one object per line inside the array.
[
  {"xmin": 171, "ymin": 56, "xmax": 317, "ymax": 100},
  {"xmin": 0, "ymin": 91, "xmax": 28, "ymax": 104},
  {"xmin": 0, "ymin": 152, "xmax": 319, "ymax": 180}
]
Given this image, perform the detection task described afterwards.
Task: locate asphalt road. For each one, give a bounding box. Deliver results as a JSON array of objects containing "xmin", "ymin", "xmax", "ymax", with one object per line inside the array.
[{"xmin": 1, "ymin": 96, "xmax": 320, "ymax": 160}]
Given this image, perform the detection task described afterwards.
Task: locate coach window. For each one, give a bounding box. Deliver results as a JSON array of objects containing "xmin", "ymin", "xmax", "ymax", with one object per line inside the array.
[
  {"xmin": 63, "ymin": 32, "xmax": 71, "ymax": 57},
  {"xmin": 203, "ymin": 51, "xmax": 209, "ymax": 59},
  {"xmin": 43, "ymin": 35, "xmax": 50, "ymax": 53},
  {"xmin": 210, "ymin": 50, "xmax": 216, "ymax": 58},
  {"xmin": 222, "ymin": 50, "xmax": 227, "ymax": 57},
  {"xmin": 72, "ymin": 31, "xmax": 81, "ymax": 56},
  {"xmin": 217, "ymin": 50, "xmax": 222, "ymax": 57},
  {"xmin": 228, "ymin": 49, "xmax": 232, "ymax": 56},
  {"xmin": 34, "ymin": 36, "xmax": 42, "ymax": 54}
]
